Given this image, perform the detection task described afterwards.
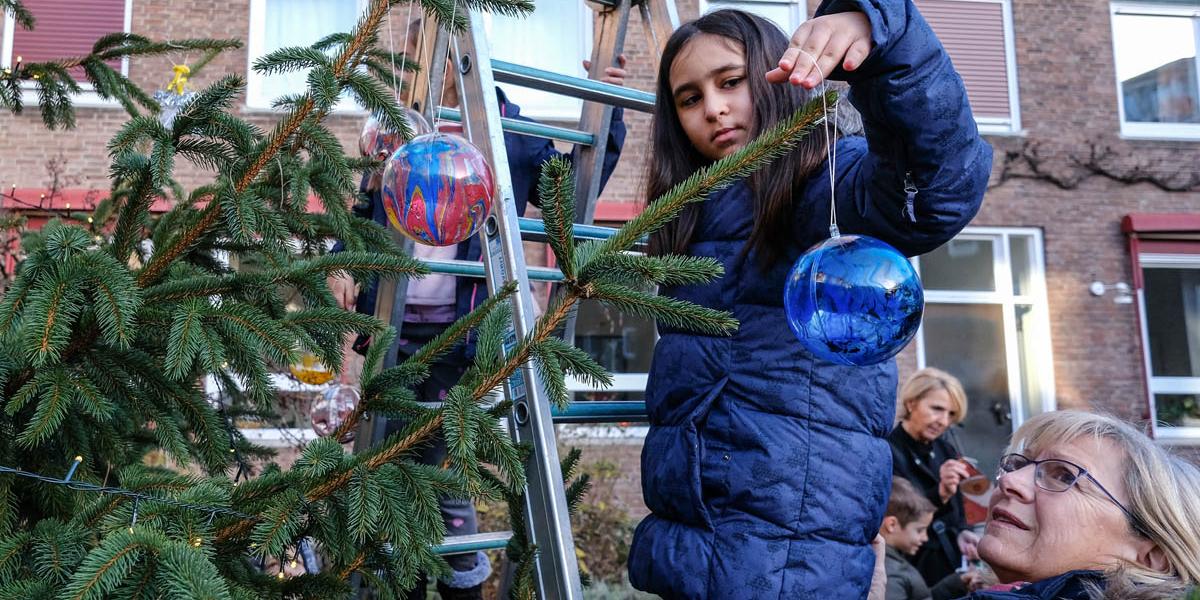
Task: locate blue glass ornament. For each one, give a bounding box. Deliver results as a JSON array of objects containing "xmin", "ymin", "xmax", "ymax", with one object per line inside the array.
[{"xmin": 784, "ymin": 234, "xmax": 924, "ymax": 366}]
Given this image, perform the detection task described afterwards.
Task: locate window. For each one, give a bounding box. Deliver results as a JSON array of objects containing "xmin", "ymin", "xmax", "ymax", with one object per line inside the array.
[
  {"xmin": 1111, "ymin": 3, "xmax": 1200, "ymax": 139},
  {"xmin": 0, "ymin": 0, "xmax": 131, "ymax": 106},
  {"xmin": 699, "ymin": 0, "xmax": 805, "ymax": 32},
  {"xmin": 569, "ymin": 298, "xmax": 655, "ymax": 404},
  {"xmin": 483, "ymin": 3, "xmax": 592, "ymax": 120},
  {"xmin": 916, "ymin": 0, "xmax": 1021, "ymax": 134},
  {"xmin": 914, "ymin": 228, "xmax": 1054, "ymax": 476},
  {"xmin": 206, "ymin": 373, "xmax": 327, "ymax": 447},
  {"xmin": 699, "ymin": 0, "xmax": 1022, "ymax": 134},
  {"xmin": 246, "ymin": 0, "xmax": 366, "ymax": 110},
  {"xmin": 1140, "ymin": 255, "xmax": 1200, "ymax": 439}
]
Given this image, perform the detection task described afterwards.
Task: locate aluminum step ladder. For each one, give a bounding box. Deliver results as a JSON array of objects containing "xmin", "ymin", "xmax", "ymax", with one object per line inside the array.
[{"xmin": 353, "ymin": 2, "xmax": 676, "ymax": 598}]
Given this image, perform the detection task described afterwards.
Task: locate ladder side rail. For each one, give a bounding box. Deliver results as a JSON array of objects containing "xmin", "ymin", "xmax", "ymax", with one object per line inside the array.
[
  {"xmin": 570, "ymin": 0, "xmax": 631, "ymax": 228},
  {"xmin": 349, "ymin": 25, "xmax": 452, "ymax": 597},
  {"xmin": 452, "ymin": 13, "xmax": 585, "ymax": 600},
  {"xmin": 561, "ymin": 0, "xmax": 634, "ymax": 346},
  {"xmin": 641, "ymin": 0, "xmax": 679, "ymax": 75}
]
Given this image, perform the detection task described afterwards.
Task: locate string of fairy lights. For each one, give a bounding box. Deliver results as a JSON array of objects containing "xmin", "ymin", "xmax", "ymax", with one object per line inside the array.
[{"xmin": 0, "ymin": 456, "xmax": 327, "ymax": 578}]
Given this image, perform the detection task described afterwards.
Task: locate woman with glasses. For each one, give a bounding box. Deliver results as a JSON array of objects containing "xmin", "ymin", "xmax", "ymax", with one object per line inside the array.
[
  {"xmin": 889, "ymin": 368, "xmax": 979, "ymax": 588},
  {"xmin": 964, "ymin": 410, "xmax": 1200, "ymax": 599}
]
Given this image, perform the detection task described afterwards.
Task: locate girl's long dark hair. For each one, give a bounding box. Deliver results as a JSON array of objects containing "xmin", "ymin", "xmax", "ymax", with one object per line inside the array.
[{"xmin": 646, "ymin": 10, "xmax": 834, "ymax": 267}]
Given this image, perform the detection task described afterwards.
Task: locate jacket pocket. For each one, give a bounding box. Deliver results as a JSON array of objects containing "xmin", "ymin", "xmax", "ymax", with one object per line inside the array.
[{"xmin": 641, "ymin": 379, "xmax": 726, "ymax": 530}]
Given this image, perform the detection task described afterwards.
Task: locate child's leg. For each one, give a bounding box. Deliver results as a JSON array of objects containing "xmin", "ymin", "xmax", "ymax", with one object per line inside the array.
[{"xmin": 388, "ymin": 323, "xmax": 489, "ymax": 598}]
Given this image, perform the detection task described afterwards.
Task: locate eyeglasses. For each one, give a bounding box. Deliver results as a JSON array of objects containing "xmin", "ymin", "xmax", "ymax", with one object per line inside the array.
[{"xmin": 997, "ymin": 453, "xmax": 1147, "ymax": 537}]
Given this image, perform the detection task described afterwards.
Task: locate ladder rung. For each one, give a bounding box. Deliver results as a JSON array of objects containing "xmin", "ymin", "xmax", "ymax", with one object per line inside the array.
[
  {"xmin": 517, "ymin": 218, "xmax": 649, "ymax": 248},
  {"xmin": 434, "ymin": 531, "xmax": 512, "ymax": 556},
  {"xmin": 552, "ymin": 401, "xmax": 648, "ymax": 423},
  {"xmin": 518, "ymin": 217, "xmax": 617, "ymax": 241},
  {"xmin": 436, "ymin": 107, "xmax": 594, "ymax": 146},
  {"xmin": 492, "ymin": 59, "xmax": 656, "ymax": 113},
  {"xmin": 422, "ymin": 258, "xmax": 563, "ymax": 282}
]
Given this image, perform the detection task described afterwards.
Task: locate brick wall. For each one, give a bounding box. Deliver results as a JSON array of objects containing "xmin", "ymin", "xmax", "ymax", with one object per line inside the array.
[{"xmin": 0, "ymin": 0, "xmax": 383, "ymax": 193}]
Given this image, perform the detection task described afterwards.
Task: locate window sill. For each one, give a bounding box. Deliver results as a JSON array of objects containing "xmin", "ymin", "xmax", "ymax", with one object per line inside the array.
[
  {"xmin": 241, "ymin": 103, "xmax": 368, "ymax": 116},
  {"xmin": 1120, "ymin": 123, "xmax": 1200, "ymax": 142},
  {"xmin": 204, "ymin": 372, "xmax": 333, "ymax": 449},
  {"xmin": 240, "ymin": 427, "xmax": 319, "ymax": 448},
  {"xmin": 1155, "ymin": 426, "xmax": 1200, "ymax": 445},
  {"xmin": 978, "ymin": 124, "xmax": 1026, "ymax": 137},
  {"xmin": 18, "ymin": 87, "xmax": 121, "ymax": 110}
]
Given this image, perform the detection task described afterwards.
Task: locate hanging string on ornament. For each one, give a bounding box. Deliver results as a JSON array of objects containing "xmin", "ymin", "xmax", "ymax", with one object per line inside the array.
[
  {"xmin": 153, "ymin": 64, "xmax": 197, "ymax": 128},
  {"xmin": 782, "ymin": 51, "xmax": 925, "ymax": 366},
  {"xmin": 380, "ymin": 132, "xmax": 494, "ymax": 246},
  {"xmin": 310, "ymin": 384, "xmax": 360, "ymax": 443}
]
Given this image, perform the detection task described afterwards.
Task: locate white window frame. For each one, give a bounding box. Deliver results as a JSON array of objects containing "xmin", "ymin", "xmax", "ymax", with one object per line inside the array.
[
  {"xmin": 972, "ymin": 0, "xmax": 1023, "ymax": 135},
  {"xmin": 1110, "ymin": 2, "xmax": 1200, "ymax": 140},
  {"xmin": 698, "ymin": 0, "xmax": 806, "ymax": 32},
  {"xmin": 0, "ymin": 0, "xmax": 132, "ymax": 108},
  {"xmin": 913, "ymin": 227, "xmax": 1056, "ymax": 430},
  {"xmin": 1138, "ymin": 253, "xmax": 1200, "ymax": 444},
  {"xmin": 245, "ymin": 0, "xmax": 369, "ymax": 113},
  {"xmin": 205, "ymin": 373, "xmax": 327, "ymax": 448}
]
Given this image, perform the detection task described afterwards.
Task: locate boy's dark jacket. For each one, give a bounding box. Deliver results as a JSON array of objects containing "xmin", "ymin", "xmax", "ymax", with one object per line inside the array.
[
  {"xmin": 890, "ymin": 424, "xmax": 969, "ymax": 583},
  {"xmin": 626, "ymin": 0, "xmax": 992, "ymax": 598},
  {"xmin": 350, "ymin": 87, "xmax": 626, "ymax": 355}
]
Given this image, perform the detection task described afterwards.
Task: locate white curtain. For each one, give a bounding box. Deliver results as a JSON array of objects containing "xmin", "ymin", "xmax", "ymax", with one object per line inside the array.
[
  {"xmin": 259, "ymin": 0, "xmax": 360, "ymax": 104},
  {"xmin": 1182, "ymin": 270, "xmax": 1200, "ymax": 377},
  {"xmin": 704, "ymin": 1, "xmax": 804, "ymax": 33},
  {"xmin": 485, "ymin": 2, "xmax": 588, "ymax": 120}
]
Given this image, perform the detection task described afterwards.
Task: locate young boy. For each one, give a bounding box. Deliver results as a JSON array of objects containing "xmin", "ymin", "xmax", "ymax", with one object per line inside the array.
[
  {"xmin": 882, "ymin": 477, "xmax": 938, "ymax": 600},
  {"xmin": 881, "ymin": 478, "xmax": 988, "ymax": 600}
]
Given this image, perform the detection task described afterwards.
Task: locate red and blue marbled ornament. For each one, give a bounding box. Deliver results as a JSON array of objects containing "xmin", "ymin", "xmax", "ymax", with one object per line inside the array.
[{"xmin": 380, "ymin": 133, "xmax": 495, "ymax": 246}]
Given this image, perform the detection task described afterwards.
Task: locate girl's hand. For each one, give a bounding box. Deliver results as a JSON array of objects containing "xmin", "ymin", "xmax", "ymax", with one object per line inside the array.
[
  {"xmin": 957, "ymin": 529, "xmax": 981, "ymax": 561},
  {"xmin": 765, "ymin": 11, "xmax": 872, "ymax": 89}
]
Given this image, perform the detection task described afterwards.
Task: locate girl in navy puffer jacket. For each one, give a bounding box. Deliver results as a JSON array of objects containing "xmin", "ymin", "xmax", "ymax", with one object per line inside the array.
[{"xmin": 628, "ymin": 3, "xmax": 992, "ymax": 598}]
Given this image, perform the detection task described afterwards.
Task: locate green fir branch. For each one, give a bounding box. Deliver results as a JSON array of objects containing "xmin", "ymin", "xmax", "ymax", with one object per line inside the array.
[
  {"xmin": 594, "ymin": 90, "xmax": 835, "ymax": 257},
  {"xmin": 252, "ymin": 46, "xmax": 332, "ymax": 76},
  {"xmin": 587, "ymin": 281, "xmax": 738, "ymax": 336},
  {"xmin": 580, "ymin": 252, "xmax": 724, "ymax": 288},
  {"xmin": 536, "ymin": 157, "xmax": 577, "ymax": 279}
]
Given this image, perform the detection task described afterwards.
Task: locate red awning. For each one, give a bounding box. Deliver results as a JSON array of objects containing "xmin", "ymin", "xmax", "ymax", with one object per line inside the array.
[{"xmin": 1122, "ymin": 212, "xmax": 1200, "ymax": 235}]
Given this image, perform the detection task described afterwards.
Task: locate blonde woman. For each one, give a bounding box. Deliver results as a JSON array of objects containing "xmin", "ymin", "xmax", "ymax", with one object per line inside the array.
[
  {"xmin": 966, "ymin": 410, "xmax": 1200, "ymax": 598},
  {"xmin": 889, "ymin": 368, "xmax": 977, "ymax": 588}
]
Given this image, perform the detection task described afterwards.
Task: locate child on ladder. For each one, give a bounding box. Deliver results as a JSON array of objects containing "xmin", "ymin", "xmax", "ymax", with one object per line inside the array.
[
  {"xmin": 628, "ymin": 2, "xmax": 991, "ymax": 598},
  {"xmin": 330, "ymin": 16, "xmax": 630, "ymax": 600}
]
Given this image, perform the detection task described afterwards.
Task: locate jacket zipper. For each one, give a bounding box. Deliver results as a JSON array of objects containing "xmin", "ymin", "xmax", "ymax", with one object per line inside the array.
[{"xmin": 903, "ymin": 171, "xmax": 918, "ymax": 223}]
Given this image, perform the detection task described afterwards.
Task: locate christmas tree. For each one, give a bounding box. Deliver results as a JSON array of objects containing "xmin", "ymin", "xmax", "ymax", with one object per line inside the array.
[{"xmin": 0, "ymin": 0, "xmax": 832, "ymax": 597}]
